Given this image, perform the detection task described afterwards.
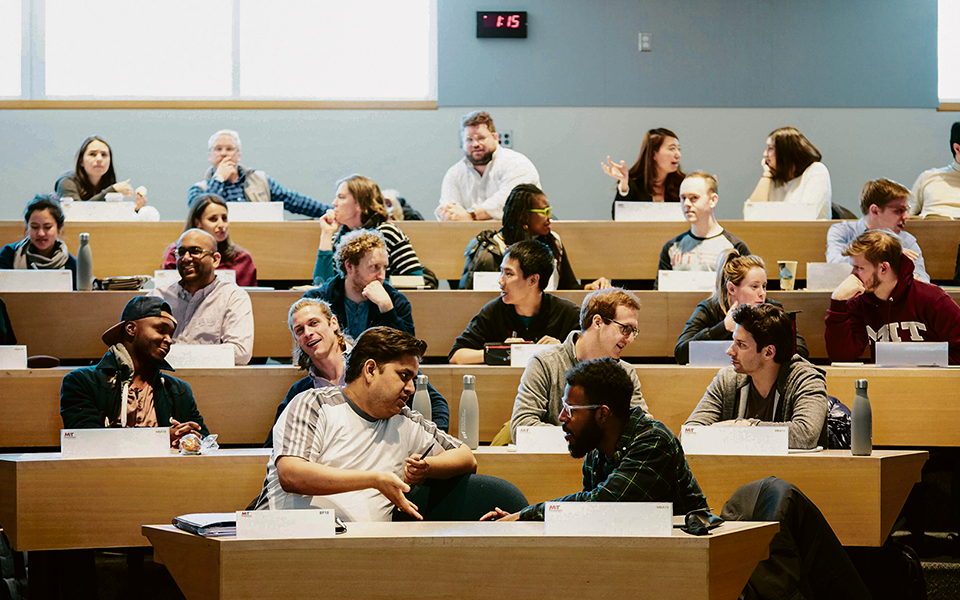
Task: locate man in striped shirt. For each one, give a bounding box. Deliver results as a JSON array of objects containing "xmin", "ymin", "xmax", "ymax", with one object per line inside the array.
[
  {"xmin": 485, "ymin": 357, "xmax": 707, "ymax": 521},
  {"xmin": 255, "ymin": 327, "xmax": 476, "ymax": 521}
]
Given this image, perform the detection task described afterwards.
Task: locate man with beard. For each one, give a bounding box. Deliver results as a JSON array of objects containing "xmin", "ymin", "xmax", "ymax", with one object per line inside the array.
[
  {"xmin": 435, "ymin": 110, "xmax": 541, "ymax": 221},
  {"xmin": 149, "ymin": 228, "xmax": 254, "ymax": 365},
  {"xmin": 304, "ymin": 229, "xmax": 414, "ymax": 339},
  {"xmin": 60, "ymin": 295, "xmax": 207, "ymax": 445},
  {"xmin": 483, "ymin": 358, "xmax": 706, "ymax": 521},
  {"xmin": 826, "ymin": 229, "xmax": 960, "ymax": 364},
  {"xmin": 684, "ymin": 303, "xmax": 828, "ymax": 449}
]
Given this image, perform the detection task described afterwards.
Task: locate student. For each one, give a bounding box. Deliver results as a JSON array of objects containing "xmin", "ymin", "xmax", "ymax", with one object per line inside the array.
[
  {"xmin": 449, "ymin": 240, "xmax": 581, "ymax": 365},
  {"xmin": 459, "ymin": 183, "xmax": 610, "ymax": 290},
  {"xmin": 313, "ymin": 174, "xmax": 427, "ymax": 286},
  {"xmin": 55, "ymin": 135, "xmax": 148, "ymax": 211},
  {"xmin": 684, "ymin": 303, "xmax": 828, "ymax": 449},
  {"xmin": 0, "ymin": 194, "xmax": 78, "ymax": 289},
  {"xmin": 746, "ymin": 126, "xmax": 831, "ymax": 220},
  {"xmin": 161, "ymin": 193, "xmax": 258, "ymax": 287},
  {"xmin": 602, "ymin": 127, "xmax": 685, "ymax": 217},
  {"xmin": 910, "ymin": 121, "xmax": 960, "ymax": 219},
  {"xmin": 436, "ymin": 110, "xmax": 540, "ymax": 221},
  {"xmin": 657, "ymin": 171, "xmax": 750, "ymax": 285},
  {"xmin": 675, "ymin": 250, "xmax": 808, "ymax": 365}
]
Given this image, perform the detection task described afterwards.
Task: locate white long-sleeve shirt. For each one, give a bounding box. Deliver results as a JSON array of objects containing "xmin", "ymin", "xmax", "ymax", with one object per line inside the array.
[
  {"xmin": 436, "ymin": 146, "xmax": 540, "ymax": 220},
  {"xmin": 768, "ymin": 162, "xmax": 832, "ymax": 220},
  {"xmin": 909, "ymin": 162, "xmax": 960, "ymax": 219}
]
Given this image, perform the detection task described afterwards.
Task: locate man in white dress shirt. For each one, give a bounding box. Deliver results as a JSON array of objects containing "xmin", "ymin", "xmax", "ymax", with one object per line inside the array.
[{"xmin": 436, "ymin": 110, "xmax": 540, "ymax": 221}]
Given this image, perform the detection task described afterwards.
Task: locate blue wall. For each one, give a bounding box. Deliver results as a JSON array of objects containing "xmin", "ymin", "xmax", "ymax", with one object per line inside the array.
[{"xmin": 438, "ymin": 0, "xmax": 938, "ymax": 108}]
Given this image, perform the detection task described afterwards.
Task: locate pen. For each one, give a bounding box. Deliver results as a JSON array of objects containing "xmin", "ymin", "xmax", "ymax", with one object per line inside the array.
[{"xmin": 417, "ymin": 442, "xmax": 436, "ymax": 461}]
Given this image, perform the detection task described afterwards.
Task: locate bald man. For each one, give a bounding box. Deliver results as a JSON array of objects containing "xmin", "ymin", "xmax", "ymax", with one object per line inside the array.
[{"xmin": 148, "ymin": 228, "xmax": 254, "ymax": 364}]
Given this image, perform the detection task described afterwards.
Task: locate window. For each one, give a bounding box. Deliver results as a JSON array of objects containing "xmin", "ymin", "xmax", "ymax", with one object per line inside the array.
[
  {"xmin": 939, "ymin": 0, "xmax": 960, "ymax": 105},
  {"xmin": 3, "ymin": 0, "xmax": 436, "ymax": 104}
]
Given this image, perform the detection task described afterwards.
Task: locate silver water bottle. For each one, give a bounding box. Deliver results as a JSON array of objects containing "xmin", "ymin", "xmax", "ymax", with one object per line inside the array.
[
  {"xmin": 77, "ymin": 232, "xmax": 93, "ymax": 291},
  {"xmin": 851, "ymin": 379, "xmax": 872, "ymax": 456},
  {"xmin": 459, "ymin": 375, "xmax": 479, "ymax": 450},
  {"xmin": 412, "ymin": 374, "xmax": 431, "ymax": 421}
]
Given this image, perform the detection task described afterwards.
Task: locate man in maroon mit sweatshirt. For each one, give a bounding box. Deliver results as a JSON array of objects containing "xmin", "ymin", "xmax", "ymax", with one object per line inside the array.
[{"xmin": 825, "ymin": 229, "xmax": 960, "ymax": 364}]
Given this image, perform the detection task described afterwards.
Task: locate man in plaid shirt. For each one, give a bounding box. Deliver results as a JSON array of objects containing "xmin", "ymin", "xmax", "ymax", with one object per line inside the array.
[
  {"xmin": 485, "ymin": 357, "xmax": 707, "ymax": 521},
  {"xmin": 188, "ymin": 129, "xmax": 334, "ymax": 218}
]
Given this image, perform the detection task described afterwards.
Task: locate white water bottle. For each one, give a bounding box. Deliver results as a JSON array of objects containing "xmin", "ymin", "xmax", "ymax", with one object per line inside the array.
[
  {"xmin": 851, "ymin": 379, "xmax": 872, "ymax": 456},
  {"xmin": 412, "ymin": 374, "xmax": 431, "ymax": 421},
  {"xmin": 77, "ymin": 232, "xmax": 93, "ymax": 291},
  {"xmin": 459, "ymin": 375, "xmax": 479, "ymax": 450}
]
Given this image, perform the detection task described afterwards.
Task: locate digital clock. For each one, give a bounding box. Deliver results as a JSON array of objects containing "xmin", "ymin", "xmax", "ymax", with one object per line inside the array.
[{"xmin": 476, "ymin": 11, "xmax": 528, "ymax": 38}]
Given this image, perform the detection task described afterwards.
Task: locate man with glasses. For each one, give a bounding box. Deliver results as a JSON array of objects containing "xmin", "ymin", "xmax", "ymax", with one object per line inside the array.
[
  {"xmin": 449, "ymin": 240, "xmax": 580, "ymax": 364},
  {"xmin": 485, "ymin": 358, "xmax": 707, "ymax": 521},
  {"xmin": 436, "ymin": 110, "xmax": 541, "ymax": 221},
  {"xmin": 188, "ymin": 129, "xmax": 334, "ymax": 218},
  {"xmin": 510, "ymin": 287, "xmax": 649, "ymax": 442},
  {"xmin": 656, "ymin": 172, "xmax": 750, "ymax": 288},
  {"xmin": 685, "ymin": 303, "xmax": 827, "ymax": 449},
  {"xmin": 149, "ymin": 229, "xmax": 254, "ymax": 365}
]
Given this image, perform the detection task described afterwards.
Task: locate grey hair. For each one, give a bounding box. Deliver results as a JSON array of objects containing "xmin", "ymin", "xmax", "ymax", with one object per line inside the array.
[{"xmin": 207, "ymin": 129, "xmax": 242, "ymax": 152}]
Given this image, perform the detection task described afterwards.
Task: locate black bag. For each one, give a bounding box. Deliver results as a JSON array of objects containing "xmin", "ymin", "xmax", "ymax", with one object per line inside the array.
[{"xmin": 826, "ymin": 395, "xmax": 851, "ymax": 450}]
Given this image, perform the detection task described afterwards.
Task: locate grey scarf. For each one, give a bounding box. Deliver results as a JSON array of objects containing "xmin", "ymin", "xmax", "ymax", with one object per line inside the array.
[{"xmin": 12, "ymin": 237, "xmax": 70, "ymax": 271}]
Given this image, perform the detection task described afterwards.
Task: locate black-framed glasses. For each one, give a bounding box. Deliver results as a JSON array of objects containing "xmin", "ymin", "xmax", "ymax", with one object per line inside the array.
[
  {"xmin": 175, "ymin": 246, "xmax": 214, "ymax": 259},
  {"xmin": 602, "ymin": 316, "xmax": 639, "ymax": 338}
]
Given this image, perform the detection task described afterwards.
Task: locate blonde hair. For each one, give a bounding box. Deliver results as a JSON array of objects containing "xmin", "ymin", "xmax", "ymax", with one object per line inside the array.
[
  {"xmin": 714, "ymin": 249, "xmax": 766, "ymax": 312},
  {"xmin": 287, "ymin": 298, "xmax": 347, "ymax": 371},
  {"xmin": 579, "ymin": 287, "xmax": 641, "ymax": 330}
]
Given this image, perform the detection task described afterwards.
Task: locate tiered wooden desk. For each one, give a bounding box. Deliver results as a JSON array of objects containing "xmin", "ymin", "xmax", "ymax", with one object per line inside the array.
[
  {"xmin": 3, "ymin": 219, "xmax": 957, "ymax": 281},
  {"xmin": 2, "ymin": 365, "xmax": 957, "ymax": 448},
  {"xmin": 142, "ymin": 520, "xmax": 778, "ymax": 600}
]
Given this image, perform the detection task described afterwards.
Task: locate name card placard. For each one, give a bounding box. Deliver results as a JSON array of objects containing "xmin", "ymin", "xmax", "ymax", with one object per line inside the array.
[
  {"xmin": 0, "ymin": 345, "xmax": 28, "ymax": 369},
  {"xmin": 744, "ymin": 201, "xmax": 818, "ymax": 221},
  {"xmin": 389, "ymin": 275, "xmax": 426, "ymax": 289},
  {"xmin": 236, "ymin": 508, "xmax": 334, "ymax": 540},
  {"xmin": 806, "ymin": 262, "xmax": 852, "ymax": 291},
  {"xmin": 61, "ymin": 427, "xmax": 170, "ymax": 459},
  {"xmin": 61, "ymin": 201, "xmax": 138, "ymax": 222},
  {"xmin": 688, "ymin": 341, "xmax": 732, "ymax": 367},
  {"xmin": 681, "ymin": 425, "xmax": 789, "ymax": 456},
  {"xmin": 153, "ymin": 269, "xmax": 236, "ymax": 290},
  {"xmin": 613, "ymin": 201, "xmax": 684, "ymax": 222},
  {"xmin": 510, "ymin": 343, "xmax": 554, "ymax": 367},
  {"xmin": 516, "ymin": 426, "xmax": 568, "ymax": 454},
  {"xmin": 657, "ymin": 270, "xmax": 715, "ymax": 292},
  {"xmin": 875, "ymin": 342, "xmax": 948, "ymax": 368},
  {"xmin": 0, "ymin": 269, "xmax": 72, "ymax": 292},
  {"xmin": 164, "ymin": 344, "xmax": 235, "ymax": 369},
  {"xmin": 226, "ymin": 202, "xmax": 284, "ymax": 222},
  {"xmin": 544, "ymin": 502, "xmax": 672, "ymax": 537}
]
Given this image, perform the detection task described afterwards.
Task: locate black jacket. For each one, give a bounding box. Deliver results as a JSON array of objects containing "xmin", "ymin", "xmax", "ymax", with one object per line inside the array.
[
  {"xmin": 449, "ymin": 293, "xmax": 581, "ymax": 360},
  {"xmin": 60, "ymin": 350, "xmax": 208, "ymax": 434},
  {"xmin": 674, "ymin": 297, "xmax": 809, "ymax": 365},
  {"xmin": 0, "ymin": 296, "xmax": 15, "ymax": 345},
  {"xmin": 458, "ymin": 230, "xmax": 578, "ymax": 290},
  {"xmin": 304, "ymin": 275, "xmax": 414, "ymax": 338}
]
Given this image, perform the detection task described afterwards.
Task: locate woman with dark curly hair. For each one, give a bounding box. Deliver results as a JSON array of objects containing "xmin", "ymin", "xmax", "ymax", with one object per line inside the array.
[{"xmin": 459, "ymin": 183, "xmax": 610, "ymax": 290}]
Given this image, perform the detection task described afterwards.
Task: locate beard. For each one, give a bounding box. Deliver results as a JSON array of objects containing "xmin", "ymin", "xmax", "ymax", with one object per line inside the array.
[
  {"xmin": 564, "ymin": 419, "xmax": 604, "ymax": 459},
  {"xmin": 466, "ymin": 148, "xmax": 495, "ymax": 166},
  {"xmin": 861, "ymin": 273, "xmax": 882, "ymax": 293}
]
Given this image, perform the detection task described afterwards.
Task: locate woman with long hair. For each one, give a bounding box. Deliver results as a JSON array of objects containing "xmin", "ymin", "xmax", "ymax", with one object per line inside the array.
[
  {"xmin": 674, "ymin": 249, "xmax": 808, "ymax": 364},
  {"xmin": 0, "ymin": 194, "xmax": 78, "ymax": 289},
  {"xmin": 602, "ymin": 127, "xmax": 685, "ymax": 217},
  {"xmin": 459, "ymin": 183, "xmax": 610, "ymax": 290},
  {"xmin": 161, "ymin": 193, "xmax": 257, "ymax": 286},
  {"xmin": 55, "ymin": 136, "xmax": 148, "ymax": 211},
  {"xmin": 746, "ymin": 126, "xmax": 832, "ymax": 220}
]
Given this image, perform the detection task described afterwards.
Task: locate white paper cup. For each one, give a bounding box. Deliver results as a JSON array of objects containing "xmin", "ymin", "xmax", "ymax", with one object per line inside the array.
[{"xmin": 777, "ymin": 260, "xmax": 798, "ymax": 291}]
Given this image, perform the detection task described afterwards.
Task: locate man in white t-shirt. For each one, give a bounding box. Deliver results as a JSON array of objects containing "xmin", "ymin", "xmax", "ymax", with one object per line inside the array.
[
  {"xmin": 255, "ymin": 327, "xmax": 476, "ymax": 521},
  {"xmin": 436, "ymin": 110, "xmax": 541, "ymax": 221},
  {"xmin": 909, "ymin": 122, "xmax": 960, "ymax": 219}
]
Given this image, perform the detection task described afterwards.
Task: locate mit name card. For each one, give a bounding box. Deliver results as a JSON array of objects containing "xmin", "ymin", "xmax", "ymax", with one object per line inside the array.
[
  {"xmin": 226, "ymin": 201, "xmax": 284, "ymax": 222},
  {"xmin": 163, "ymin": 344, "xmax": 235, "ymax": 369},
  {"xmin": 681, "ymin": 425, "xmax": 788, "ymax": 455},
  {"xmin": 657, "ymin": 270, "xmax": 715, "ymax": 292},
  {"xmin": 61, "ymin": 200, "xmax": 138, "ymax": 222},
  {"xmin": 515, "ymin": 426, "xmax": 569, "ymax": 453},
  {"xmin": 743, "ymin": 201, "xmax": 818, "ymax": 221},
  {"xmin": 544, "ymin": 502, "xmax": 673, "ymax": 537},
  {"xmin": 61, "ymin": 427, "xmax": 170, "ymax": 459},
  {"xmin": 510, "ymin": 343, "xmax": 554, "ymax": 367},
  {"xmin": 236, "ymin": 508, "xmax": 334, "ymax": 539},
  {"xmin": 875, "ymin": 341, "xmax": 948, "ymax": 368},
  {"xmin": 0, "ymin": 269, "xmax": 72, "ymax": 292},
  {"xmin": 0, "ymin": 345, "xmax": 27, "ymax": 369},
  {"xmin": 613, "ymin": 201, "xmax": 684, "ymax": 222}
]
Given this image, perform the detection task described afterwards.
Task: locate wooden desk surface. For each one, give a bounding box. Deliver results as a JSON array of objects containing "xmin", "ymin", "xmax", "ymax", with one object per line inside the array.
[
  {"xmin": 6, "ymin": 287, "xmax": 932, "ymax": 361},
  {"xmin": 2, "ymin": 364, "xmax": 957, "ymax": 448},
  {"xmin": 3, "ymin": 219, "xmax": 957, "ymax": 281},
  {"xmin": 143, "ymin": 520, "xmax": 778, "ymax": 600},
  {"xmin": 474, "ymin": 448, "xmax": 925, "ymax": 547}
]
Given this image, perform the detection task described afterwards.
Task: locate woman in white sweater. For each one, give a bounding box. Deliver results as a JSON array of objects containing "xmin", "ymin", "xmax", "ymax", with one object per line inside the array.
[{"xmin": 747, "ymin": 126, "xmax": 832, "ymax": 220}]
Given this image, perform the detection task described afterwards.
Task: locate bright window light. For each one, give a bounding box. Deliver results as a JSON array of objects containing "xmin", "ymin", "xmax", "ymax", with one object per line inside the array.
[
  {"xmin": 0, "ymin": 0, "xmax": 21, "ymax": 97},
  {"xmin": 239, "ymin": 0, "xmax": 433, "ymax": 100},
  {"xmin": 939, "ymin": 0, "xmax": 960, "ymax": 103},
  {"xmin": 44, "ymin": 0, "xmax": 232, "ymax": 97}
]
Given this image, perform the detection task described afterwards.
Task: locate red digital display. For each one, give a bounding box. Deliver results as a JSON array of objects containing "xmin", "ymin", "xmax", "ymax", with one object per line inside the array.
[{"xmin": 477, "ymin": 11, "xmax": 527, "ymax": 38}]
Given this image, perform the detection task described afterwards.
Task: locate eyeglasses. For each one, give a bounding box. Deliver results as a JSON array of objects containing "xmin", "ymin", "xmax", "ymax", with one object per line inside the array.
[
  {"xmin": 176, "ymin": 246, "xmax": 214, "ymax": 259},
  {"xmin": 529, "ymin": 207, "xmax": 552, "ymax": 218},
  {"xmin": 464, "ymin": 135, "xmax": 491, "ymax": 145},
  {"xmin": 560, "ymin": 401, "xmax": 602, "ymax": 417},
  {"xmin": 603, "ymin": 316, "xmax": 640, "ymax": 338}
]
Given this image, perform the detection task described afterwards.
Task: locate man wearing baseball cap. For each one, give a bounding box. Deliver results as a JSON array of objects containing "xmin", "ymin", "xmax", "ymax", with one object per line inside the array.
[{"xmin": 60, "ymin": 295, "xmax": 208, "ymax": 447}]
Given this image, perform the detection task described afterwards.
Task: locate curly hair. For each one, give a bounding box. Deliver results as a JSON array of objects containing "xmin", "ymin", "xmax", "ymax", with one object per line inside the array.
[
  {"xmin": 334, "ymin": 229, "xmax": 387, "ymax": 276},
  {"xmin": 565, "ymin": 357, "xmax": 633, "ymax": 420}
]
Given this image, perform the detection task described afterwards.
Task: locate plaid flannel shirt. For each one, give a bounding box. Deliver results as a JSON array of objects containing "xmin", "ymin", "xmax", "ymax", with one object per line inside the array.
[{"xmin": 188, "ymin": 165, "xmax": 333, "ymax": 218}]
